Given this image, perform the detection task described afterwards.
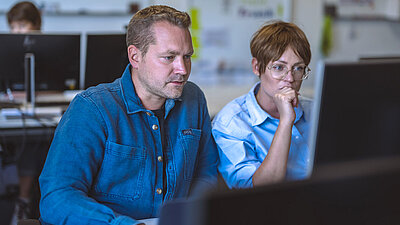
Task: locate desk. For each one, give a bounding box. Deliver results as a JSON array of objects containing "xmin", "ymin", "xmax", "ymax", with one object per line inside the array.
[
  {"xmin": 0, "ymin": 107, "xmax": 62, "ymax": 137},
  {"xmin": 0, "ymin": 90, "xmax": 75, "ymax": 137},
  {"xmin": 0, "ymin": 107, "xmax": 62, "ymax": 219}
]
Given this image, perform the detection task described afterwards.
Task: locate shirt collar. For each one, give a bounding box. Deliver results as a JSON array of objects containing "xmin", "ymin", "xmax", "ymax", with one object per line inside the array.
[
  {"xmin": 120, "ymin": 64, "xmax": 180, "ymax": 115},
  {"xmin": 246, "ymin": 82, "xmax": 304, "ymax": 126}
]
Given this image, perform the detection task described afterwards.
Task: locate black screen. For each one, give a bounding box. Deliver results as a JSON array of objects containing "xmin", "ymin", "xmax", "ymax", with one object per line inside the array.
[
  {"xmin": 0, "ymin": 33, "xmax": 80, "ymax": 92},
  {"xmin": 313, "ymin": 60, "xmax": 400, "ymax": 167},
  {"xmin": 84, "ymin": 34, "xmax": 129, "ymax": 89},
  {"xmin": 198, "ymin": 161, "xmax": 400, "ymax": 225}
]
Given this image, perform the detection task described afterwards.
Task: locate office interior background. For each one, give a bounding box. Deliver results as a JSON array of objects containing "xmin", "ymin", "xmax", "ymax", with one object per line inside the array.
[
  {"xmin": 1, "ymin": 0, "xmax": 400, "ymax": 224},
  {"xmin": 1, "ymin": 0, "xmax": 399, "ymax": 114}
]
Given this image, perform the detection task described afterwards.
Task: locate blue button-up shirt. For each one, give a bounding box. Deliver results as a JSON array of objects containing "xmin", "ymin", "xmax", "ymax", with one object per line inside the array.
[
  {"xmin": 212, "ymin": 82, "xmax": 312, "ymax": 189},
  {"xmin": 39, "ymin": 65, "xmax": 218, "ymax": 225}
]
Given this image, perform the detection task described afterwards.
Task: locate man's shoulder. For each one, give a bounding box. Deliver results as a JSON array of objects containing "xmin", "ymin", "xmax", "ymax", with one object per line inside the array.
[
  {"xmin": 79, "ymin": 79, "xmax": 121, "ymax": 100},
  {"xmin": 183, "ymin": 81, "xmax": 202, "ymax": 93},
  {"xmin": 181, "ymin": 81, "xmax": 205, "ymax": 100}
]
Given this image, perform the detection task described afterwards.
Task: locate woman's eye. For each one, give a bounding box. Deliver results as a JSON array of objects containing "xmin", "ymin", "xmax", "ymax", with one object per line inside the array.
[
  {"xmin": 294, "ymin": 66, "xmax": 305, "ymax": 72},
  {"xmin": 272, "ymin": 65, "xmax": 284, "ymax": 71}
]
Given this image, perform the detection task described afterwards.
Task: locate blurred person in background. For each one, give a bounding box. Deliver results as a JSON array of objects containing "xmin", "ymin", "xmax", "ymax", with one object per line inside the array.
[
  {"xmin": 6, "ymin": 1, "xmax": 43, "ymax": 224},
  {"xmin": 7, "ymin": 1, "xmax": 41, "ymax": 33}
]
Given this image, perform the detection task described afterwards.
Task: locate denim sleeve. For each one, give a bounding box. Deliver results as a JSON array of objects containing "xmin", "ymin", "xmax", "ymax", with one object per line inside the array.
[
  {"xmin": 39, "ymin": 95, "xmax": 140, "ymax": 225},
  {"xmin": 188, "ymin": 95, "xmax": 219, "ymax": 196},
  {"xmin": 212, "ymin": 119, "xmax": 260, "ymax": 189}
]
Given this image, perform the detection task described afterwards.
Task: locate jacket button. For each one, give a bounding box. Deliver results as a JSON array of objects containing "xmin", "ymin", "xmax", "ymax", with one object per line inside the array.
[
  {"xmin": 146, "ymin": 112, "xmax": 151, "ymax": 116},
  {"xmin": 157, "ymin": 156, "xmax": 163, "ymax": 162},
  {"xmin": 156, "ymin": 188, "xmax": 162, "ymax": 195},
  {"xmin": 152, "ymin": 125, "xmax": 158, "ymax": 130}
]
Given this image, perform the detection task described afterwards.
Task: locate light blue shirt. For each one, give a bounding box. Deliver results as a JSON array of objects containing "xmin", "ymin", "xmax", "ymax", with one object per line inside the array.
[{"xmin": 212, "ymin": 82, "xmax": 312, "ymax": 189}]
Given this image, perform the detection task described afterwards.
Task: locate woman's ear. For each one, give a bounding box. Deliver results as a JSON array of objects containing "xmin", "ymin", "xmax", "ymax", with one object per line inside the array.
[
  {"xmin": 251, "ymin": 58, "xmax": 260, "ymax": 77},
  {"xmin": 127, "ymin": 45, "xmax": 140, "ymax": 69}
]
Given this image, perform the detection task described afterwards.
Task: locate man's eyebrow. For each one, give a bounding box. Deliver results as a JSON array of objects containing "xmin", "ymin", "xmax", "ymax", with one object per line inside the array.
[
  {"xmin": 166, "ymin": 50, "xmax": 179, "ymax": 55},
  {"xmin": 162, "ymin": 50, "xmax": 194, "ymax": 55}
]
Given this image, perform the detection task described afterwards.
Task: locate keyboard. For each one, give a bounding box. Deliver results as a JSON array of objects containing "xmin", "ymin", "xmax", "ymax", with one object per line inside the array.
[{"xmin": 0, "ymin": 101, "xmax": 21, "ymax": 109}]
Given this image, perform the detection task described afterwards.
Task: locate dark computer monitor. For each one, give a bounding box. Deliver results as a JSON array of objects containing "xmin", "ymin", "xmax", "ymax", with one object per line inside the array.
[
  {"xmin": 84, "ymin": 33, "xmax": 129, "ymax": 89},
  {"xmin": 0, "ymin": 33, "xmax": 81, "ymax": 93},
  {"xmin": 157, "ymin": 157, "xmax": 400, "ymax": 225},
  {"xmin": 359, "ymin": 55, "xmax": 400, "ymax": 61},
  {"xmin": 192, "ymin": 157, "xmax": 400, "ymax": 225},
  {"xmin": 309, "ymin": 60, "xmax": 400, "ymax": 171}
]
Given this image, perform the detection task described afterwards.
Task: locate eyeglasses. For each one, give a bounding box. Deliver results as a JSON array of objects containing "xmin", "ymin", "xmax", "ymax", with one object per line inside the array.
[{"xmin": 267, "ymin": 63, "xmax": 311, "ymax": 81}]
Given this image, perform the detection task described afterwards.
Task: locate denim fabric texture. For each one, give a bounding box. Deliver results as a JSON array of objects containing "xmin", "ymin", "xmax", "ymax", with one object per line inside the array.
[
  {"xmin": 39, "ymin": 65, "xmax": 218, "ymax": 225},
  {"xmin": 212, "ymin": 82, "xmax": 313, "ymax": 189}
]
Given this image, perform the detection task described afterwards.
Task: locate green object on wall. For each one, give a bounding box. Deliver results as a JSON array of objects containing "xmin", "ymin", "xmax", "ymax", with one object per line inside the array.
[
  {"xmin": 189, "ymin": 7, "xmax": 200, "ymax": 60},
  {"xmin": 320, "ymin": 15, "xmax": 333, "ymax": 57}
]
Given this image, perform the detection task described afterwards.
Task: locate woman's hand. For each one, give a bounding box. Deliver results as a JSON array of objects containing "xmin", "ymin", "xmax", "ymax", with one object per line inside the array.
[{"xmin": 273, "ymin": 87, "xmax": 299, "ymax": 123}]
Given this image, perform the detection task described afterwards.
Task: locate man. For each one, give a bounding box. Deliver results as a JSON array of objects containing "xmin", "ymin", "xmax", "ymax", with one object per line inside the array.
[
  {"xmin": 212, "ymin": 21, "xmax": 312, "ymax": 189},
  {"xmin": 39, "ymin": 5, "xmax": 218, "ymax": 224}
]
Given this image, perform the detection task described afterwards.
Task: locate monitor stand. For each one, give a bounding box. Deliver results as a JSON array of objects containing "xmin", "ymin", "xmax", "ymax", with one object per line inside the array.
[{"xmin": 24, "ymin": 53, "xmax": 35, "ymax": 115}]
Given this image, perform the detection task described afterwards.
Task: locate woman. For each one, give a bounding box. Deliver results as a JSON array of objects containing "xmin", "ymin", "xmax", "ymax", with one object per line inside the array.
[{"xmin": 212, "ymin": 21, "xmax": 313, "ymax": 188}]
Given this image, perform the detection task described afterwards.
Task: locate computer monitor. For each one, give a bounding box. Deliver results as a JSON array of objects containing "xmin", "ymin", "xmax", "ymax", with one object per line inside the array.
[
  {"xmin": 190, "ymin": 157, "xmax": 400, "ymax": 225},
  {"xmin": 359, "ymin": 55, "xmax": 400, "ymax": 61},
  {"xmin": 84, "ymin": 33, "xmax": 129, "ymax": 89},
  {"xmin": 309, "ymin": 60, "xmax": 400, "ymax": 172},
  {"xmin": 0, "ymin": 33, "xmax": 81, "ymax": 93}
]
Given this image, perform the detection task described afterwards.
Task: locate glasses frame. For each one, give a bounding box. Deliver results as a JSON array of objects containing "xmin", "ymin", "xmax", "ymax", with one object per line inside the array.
[{"xmin": 267, "ymin": 64, "xmax": 311, "ymax": 81}]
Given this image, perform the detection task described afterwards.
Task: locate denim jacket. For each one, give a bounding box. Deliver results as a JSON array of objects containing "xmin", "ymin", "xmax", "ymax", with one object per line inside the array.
[{"xmin": 39, "ymin": 65, "xmax": 219, "ymax": 225}]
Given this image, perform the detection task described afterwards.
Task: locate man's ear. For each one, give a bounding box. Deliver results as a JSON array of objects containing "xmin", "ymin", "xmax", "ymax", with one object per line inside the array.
[
  {"xmin": 128, "ymin": 45, "xmax": 140, "ymax": 69},
  {"xmin": 251, "ymin": 58, "xmax": 260, "ymax": 77}
]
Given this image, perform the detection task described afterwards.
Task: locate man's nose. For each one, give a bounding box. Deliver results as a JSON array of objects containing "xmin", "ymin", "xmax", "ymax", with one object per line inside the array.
[{"xmin": 174, "ymin": 57, "xmax": 189, "ymax": 75}]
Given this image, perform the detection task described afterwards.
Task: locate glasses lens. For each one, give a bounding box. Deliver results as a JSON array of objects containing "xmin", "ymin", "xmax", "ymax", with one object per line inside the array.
[
  {"xmin": 270, "ymin": 64, "xmax": 286, "ymax": 79},
  {"xmin": 269, "ymin": 64, "xmax": 310, "ymax": 80}
]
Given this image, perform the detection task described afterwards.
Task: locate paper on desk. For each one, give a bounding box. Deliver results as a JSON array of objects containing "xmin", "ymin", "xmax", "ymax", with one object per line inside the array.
[
  {"xmin": 0, "ymin": 107, "xmax": 62, "ymax": 117},
  {"xmin": 138, "ymin": 218, "xmax": 159, "ymax": 225},
  {"xmin": 0, "ymin": 108, "xmax": 22, "ymax": 117}
]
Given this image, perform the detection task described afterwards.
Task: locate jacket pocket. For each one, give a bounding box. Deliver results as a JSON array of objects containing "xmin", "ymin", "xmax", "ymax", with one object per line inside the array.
[
  {"xmin": 95, "ymin": 141, "xmax": 146, "ymax": 200},
  {"xmin": 179, "ymin": 128, "xmax": 202, "ymax": 181}
]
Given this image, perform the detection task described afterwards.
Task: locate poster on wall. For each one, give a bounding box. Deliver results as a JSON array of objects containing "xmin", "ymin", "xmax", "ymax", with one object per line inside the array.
[{"xmin": 188, "ymin": 0, "xmax": 292, "ymax": 84}]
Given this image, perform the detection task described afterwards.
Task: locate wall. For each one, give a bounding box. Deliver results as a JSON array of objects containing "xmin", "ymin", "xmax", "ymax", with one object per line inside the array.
[
  {"xmin": 327, "ymin": 20, "xmax": 400, "ymax": 61},
  {"xmin": 1, "ymin": 0, "xmax": 400, "ymax": 100},
  {"xmin": 291, "ymin": 0, "xmax": 323, "ymax": 95}
]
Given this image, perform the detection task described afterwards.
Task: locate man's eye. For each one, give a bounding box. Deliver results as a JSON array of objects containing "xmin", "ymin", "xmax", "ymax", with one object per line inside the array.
[
  {"xmin": 164, "ymin": 56, "xmax": 174, "ymax": 61},
  {"xmin": 184, "ymin": 55, "xmax": 192, "ymax": 60}
]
